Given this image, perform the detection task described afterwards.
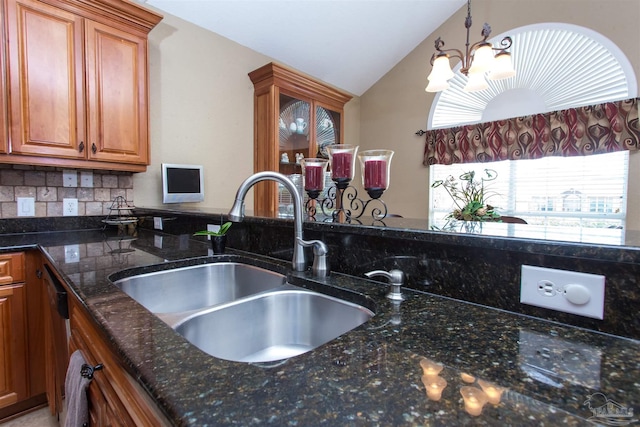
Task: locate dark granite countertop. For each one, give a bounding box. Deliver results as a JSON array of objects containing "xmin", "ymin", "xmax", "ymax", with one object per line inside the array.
[{"xmin": 2, "ymin": 228, "xmax": 639, "ymax": 426}]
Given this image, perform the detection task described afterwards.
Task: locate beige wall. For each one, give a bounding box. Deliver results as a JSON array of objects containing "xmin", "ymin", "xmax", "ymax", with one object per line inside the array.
[
  {"xmin": 136, "ymin": 1, "xmax": 638, "ymax": 229},
  {"xmin": 135, "ymin": 12, "xmax": 359, "ymax": 211},
  {"xmin": 359, "ymin": 0, "xmax": 640, "ymax": 229}
]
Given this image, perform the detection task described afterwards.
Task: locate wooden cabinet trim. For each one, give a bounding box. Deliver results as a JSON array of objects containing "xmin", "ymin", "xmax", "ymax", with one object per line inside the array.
[
  {"xmin": 0, "ymin": 153, "xmax": 147, "ymax": 172},
  {"xmin": 36, "ymin": 0, "xmax": 162, "ymax": 33},
  {"xmin": 249, "ymin": 62, "xmax": 353, "ymax": 108}
]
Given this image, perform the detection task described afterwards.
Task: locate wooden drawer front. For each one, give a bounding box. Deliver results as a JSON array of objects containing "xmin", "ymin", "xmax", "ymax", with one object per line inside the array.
[{"xmin": 0, "ymin": 253, "xmax": 25, "ymax": 285}]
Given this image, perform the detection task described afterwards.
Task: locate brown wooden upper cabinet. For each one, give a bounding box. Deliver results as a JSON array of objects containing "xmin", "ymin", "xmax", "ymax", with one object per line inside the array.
[
  {"xmin": 3, "ymin": 0, "xmax": 162, "ymax": 172},
  {"xmin": 249, "ymin": 63, "xmax": 352, "ymax": 217}
]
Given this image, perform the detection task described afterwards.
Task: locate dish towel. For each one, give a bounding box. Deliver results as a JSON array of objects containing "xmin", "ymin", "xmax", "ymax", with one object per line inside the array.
[{"xmin": 64, "ymin": 350, "xmax": 91, "ymax": 427}]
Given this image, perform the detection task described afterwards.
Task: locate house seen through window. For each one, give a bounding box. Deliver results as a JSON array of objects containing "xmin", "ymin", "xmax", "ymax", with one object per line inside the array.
[{"xmin": 429, "ymin": 151, "xmax": 628, "ymax": 228}]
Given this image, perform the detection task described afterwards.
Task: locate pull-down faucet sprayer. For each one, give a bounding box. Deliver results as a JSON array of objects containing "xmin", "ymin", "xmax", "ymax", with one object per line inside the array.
[{"xmin": 228, "ymin": 171, "xmax": 306, "ymax": 271}]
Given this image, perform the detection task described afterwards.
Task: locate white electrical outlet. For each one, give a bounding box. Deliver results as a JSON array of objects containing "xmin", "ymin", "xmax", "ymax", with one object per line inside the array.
[
  {"xmin": 17, "ymin": 197, "xmax": 35, "ymax": 216},
  {"xmin": 80, "ymin": 171, "xmax": 93, "ymax": 187},
  {"xmin": 518, "ymin": 329, "xmax": 601, "ymax": 389},
  {"xmin": 63, "ymin": 198, "xmax": 78, "ymax": 216},
  {"xmin": 63, "ymin": 170, "xmax": 78, "ymax": 187},
  {"xmin": 153, "ymin": 217, "xmax": 163, "ymax": 230},
  {"xmin": 206, "ymin": 224, "xmax": 220, "ymax": 240},
  {"xmin": 64, "ymin": 244, "xmax": 80, "ymax": 263},
  {"xmin": 520, "ymin": 265, "xmax": 605, "ymax": 319}
]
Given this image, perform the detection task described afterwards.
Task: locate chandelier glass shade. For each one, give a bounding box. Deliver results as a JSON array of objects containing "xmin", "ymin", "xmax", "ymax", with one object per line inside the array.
[{"xmin": 425, "ymin": 0, "xmax": 515, "ymax": 93}]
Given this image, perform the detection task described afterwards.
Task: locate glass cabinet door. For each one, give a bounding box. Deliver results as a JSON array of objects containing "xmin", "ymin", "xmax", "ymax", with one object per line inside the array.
[
  {"xmin": 315, "ymin": 105, "xmax": 341, "ymax": 159},
  {"xmin": 278, "ymin": 93, "xmax": 310, "ymax": 176}
]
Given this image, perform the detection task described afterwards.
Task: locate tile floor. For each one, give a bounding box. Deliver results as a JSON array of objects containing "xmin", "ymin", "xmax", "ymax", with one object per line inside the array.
[{"xmin": 0, "ymin": 407, "xmax": 59, "ymax": 426}]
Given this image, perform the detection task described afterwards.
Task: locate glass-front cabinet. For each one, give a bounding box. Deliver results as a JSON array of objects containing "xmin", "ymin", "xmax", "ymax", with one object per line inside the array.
[{"xmin": 249, "ymin": 63, "xmax": 352, "ymax": 217}]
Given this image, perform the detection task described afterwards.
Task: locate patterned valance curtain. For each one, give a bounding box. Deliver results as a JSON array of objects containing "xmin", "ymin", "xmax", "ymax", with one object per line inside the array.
[{"xmin": 423, "ymin": 97, "xmax": 639, "ymax": 166}]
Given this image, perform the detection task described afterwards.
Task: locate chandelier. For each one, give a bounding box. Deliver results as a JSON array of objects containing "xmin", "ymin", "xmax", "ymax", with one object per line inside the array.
[{"xmin": 425, "ymin": 0, "xmax": 515, "ymax": 93}]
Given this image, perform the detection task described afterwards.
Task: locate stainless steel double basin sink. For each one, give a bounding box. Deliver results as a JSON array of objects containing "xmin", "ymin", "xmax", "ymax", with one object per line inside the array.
[{"xmin": 113, "ymin": 262, "xmax": 373, "ymax": 363}]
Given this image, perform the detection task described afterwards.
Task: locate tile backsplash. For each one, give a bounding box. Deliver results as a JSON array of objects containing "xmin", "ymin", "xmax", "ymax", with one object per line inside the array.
[{"xmin": 0, "ymin": 165, "xmax": 134, "ymax": 218}]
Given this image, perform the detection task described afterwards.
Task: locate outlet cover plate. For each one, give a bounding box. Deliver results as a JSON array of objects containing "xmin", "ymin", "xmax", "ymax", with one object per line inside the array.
[
  {"xmin": 63, "ymin": 170, "xmax": 77, "ymax": 187},
  {"xmin": 206, "ymin": 224, "xmax": 220, "ymax": 240},
  {"xmin": 518, "ymin": 329, "xmax": 601, "ymax": 389},
  {"xmin": 17, "ymin": 197, "xmax": 35, "ymax": 216},
  {"xmin": 80, "ymin": 171, "xmax": 93, "ymax": 187},
  {"xmin": 520, "ymin": 265, "xmax": 605, "ymax": 319},
  {"xmin": 63, "ymin": 198, "xmax": 78, "ymax": 216},
  {"xmin": 64, "ymin": 244, "xmax": 80, "ymax": 263}
]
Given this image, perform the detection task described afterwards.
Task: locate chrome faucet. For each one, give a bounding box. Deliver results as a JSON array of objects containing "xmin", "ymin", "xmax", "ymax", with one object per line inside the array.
[
  {"xmin": 364, "ymin": 269, "xmax": 405, "ymax": 301},
  {"xmin": 229, "ymin": 171, "xmax": 323, "ymax": 273}
]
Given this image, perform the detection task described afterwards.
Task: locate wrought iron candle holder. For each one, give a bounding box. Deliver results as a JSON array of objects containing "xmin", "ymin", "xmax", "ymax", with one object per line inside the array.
[{"xmin": 302, "ymin": 146, "xmax": 394, "ymax": 222}]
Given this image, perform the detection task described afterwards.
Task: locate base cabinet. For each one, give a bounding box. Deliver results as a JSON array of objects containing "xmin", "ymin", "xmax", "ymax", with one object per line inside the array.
[
  {"xmin": 0, "ymin": 251, "xmax": 50, "ymax": 421},
  {"xmin": 0, "ymin": 282, "xmax": 27, "ymax": 409},
  {"xmin": 0, "ymin": 253, "xmax": 27, "ymax": 409},
  {"xmin": 68, "ymin": 292, "xmax": 171, "ymax": 426}
]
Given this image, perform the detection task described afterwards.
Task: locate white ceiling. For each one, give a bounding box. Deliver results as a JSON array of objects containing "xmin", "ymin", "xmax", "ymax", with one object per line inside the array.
[{"xmin": 145, "ymin": 0, "xmax": 466, "ymax": 96}]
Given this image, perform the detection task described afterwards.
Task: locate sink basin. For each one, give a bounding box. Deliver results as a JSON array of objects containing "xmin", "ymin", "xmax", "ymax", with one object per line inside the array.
[
  {"xmin": 174, "ymin": 289, "xmax": 374, "ymax": 363},
  {"xmin": 113, "ymin": 262, "xmax": 287, "ymax": 313}
]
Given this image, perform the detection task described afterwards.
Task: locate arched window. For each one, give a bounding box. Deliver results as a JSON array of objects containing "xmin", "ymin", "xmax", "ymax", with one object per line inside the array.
[
  {"xmin": 428, "ymin": 24, "xmax": 636, "ymax": 234},
  {"xmin": 428, "ymin": 23, "xmax": 636, "ymax": 129}
]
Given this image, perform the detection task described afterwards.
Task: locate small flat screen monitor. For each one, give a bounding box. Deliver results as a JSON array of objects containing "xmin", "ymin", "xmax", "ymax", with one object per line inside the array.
[{"xmin": 161, "ymin": 163, "xmax": 205, "ymax": 203}]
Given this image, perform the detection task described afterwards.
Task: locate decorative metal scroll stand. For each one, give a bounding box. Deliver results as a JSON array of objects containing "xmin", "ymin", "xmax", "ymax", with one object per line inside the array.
[{"xmin": 304, "ymin": 180, "xmax": 389, "ymax": 223}]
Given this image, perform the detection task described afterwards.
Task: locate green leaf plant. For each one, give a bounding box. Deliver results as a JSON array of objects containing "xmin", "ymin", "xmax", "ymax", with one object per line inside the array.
[
  {"xmin": 431, "ymin": 169, "xmax": 501, "ymax": 222},
  {"xmin": 193, "ymin": 221, "xmax": 233, "ymax": 237}
]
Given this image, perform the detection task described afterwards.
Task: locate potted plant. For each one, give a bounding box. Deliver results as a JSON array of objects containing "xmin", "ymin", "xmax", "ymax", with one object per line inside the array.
[
  {"xmin": 431, "ymin": 169, "xmax": 501, "ymax": 222},
  {"xmin": 193, "ymin": 222, "xmax": 232, "ymax": 254}
]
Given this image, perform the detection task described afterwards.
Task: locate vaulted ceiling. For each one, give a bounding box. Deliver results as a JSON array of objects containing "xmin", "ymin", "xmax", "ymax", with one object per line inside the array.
[{"xmin": 144, "ymin": 0, "xmax": 466, "ymax": 96}]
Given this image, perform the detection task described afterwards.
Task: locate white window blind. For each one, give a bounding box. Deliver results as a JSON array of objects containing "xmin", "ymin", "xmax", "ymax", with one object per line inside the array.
[{"xmin": 429, "ymin": 151, "xmax": 629, "ymax": 228}]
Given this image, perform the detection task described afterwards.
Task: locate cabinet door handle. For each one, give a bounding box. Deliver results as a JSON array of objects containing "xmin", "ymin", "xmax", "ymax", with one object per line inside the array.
[
  {"xmin": 91, "ymin": 143, "xmax": 97, "ymax": 154},
  {"xmin": 81, "ymin": 363, "xmax": 103, "ymax": 380},
  {"xmin": 36, "ymin": 269, "xmax": 42, "ymax": 279},
  {"xmin": 79, "ymin": 141, "xmax": 85, "ymax": 153}
]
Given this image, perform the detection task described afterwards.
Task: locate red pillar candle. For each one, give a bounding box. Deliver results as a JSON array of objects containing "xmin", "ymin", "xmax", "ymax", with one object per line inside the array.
[
  {"xmin": 301, "ymin": 158, "xmax": 328, "ymax": 197},
  {"xmin": 304, "ymin": 164, "xmax": 324, "ymax": 191},
  {"xmin": 331, "ymin": 152, "xmax": 353, "ymax": 180},
  {"xmin": 358, "ymin": 149, "xmax": 394, "ymax": 199},
  {"xmin": 327, "ymin": 145, "xmax": 358, "ymax": 185},
  {"xmin": 364, "ymin": 159, "xmax": 388, "ymax": 190}
]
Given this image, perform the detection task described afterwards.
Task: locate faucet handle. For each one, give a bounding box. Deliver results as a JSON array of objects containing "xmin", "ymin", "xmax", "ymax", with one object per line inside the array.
[
  {"xmin": 364, "ymin": 269, "xmax": 405, "ymax": 301},
  {"xmin": 297, "ymin": 238, "xmax": 329, "ymax": 278}
]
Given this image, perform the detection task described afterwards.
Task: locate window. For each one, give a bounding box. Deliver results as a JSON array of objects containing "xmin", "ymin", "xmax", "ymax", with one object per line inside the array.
[
  {"xmin": 428, "ymin": 23, "xmax": 636, "ymax": 129},
  {"xmin": 429, "ymin": 151, "xmax": 628, "ymax": 228}
]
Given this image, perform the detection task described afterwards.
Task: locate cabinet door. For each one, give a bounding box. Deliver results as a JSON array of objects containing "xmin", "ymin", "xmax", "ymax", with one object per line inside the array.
[
  {"xmin": 0, "ymin": 284, "xmax": 27, "ymax": 409},
  {"xmin": 85, "ymin": 20, "xmax": 149, "ymax": 165},
  {"xmin": 0, "ymin": 3, "xmax": 7, "ymax": 156},
  {"xmin": 5, "ymin": 0, "xmax": 85, "ymax": 159}
]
